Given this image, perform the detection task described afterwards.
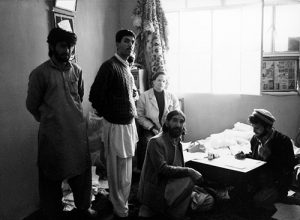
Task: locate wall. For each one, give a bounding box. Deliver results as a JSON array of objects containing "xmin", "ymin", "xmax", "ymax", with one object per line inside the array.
[
  {"xmin": 119, "ymin": 0, "xmax": 136, "ymax": 30},
  {"xmin": 183, "ymin": 94, "xmax": 300, "ymax": 142},
  {"xmin": 0, "ymin": 0, "xmax": 119, "ymax": 219},
  {"xmin": 76, "ymin": 0, "xmax": 120, "ymax": 113}
]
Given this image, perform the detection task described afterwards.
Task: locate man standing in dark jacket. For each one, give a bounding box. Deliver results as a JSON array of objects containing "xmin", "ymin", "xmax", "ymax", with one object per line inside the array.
[
  {"xmin": 244, "ymin": 109, "xmax": 295, "ymax": 209},
  {"xmin": 89, "ymin": 29, "xmax": 138, "ymax": 219}
]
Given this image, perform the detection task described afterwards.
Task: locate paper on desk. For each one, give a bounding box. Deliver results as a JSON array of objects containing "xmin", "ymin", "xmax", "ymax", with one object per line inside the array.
[
  {"xmin": 222, "ymin": 159, "xmax": 247, "ymax": 170},
  {"xmin": 183, "ymin": 151, "xmax": 207, "ymax": 162},
  {"xmin": 218, "ymin": 156, "xmax": 262, "ymax": 170},
  {"xmin": 182, "ymin": 142, "xmax": 191, "ymax": 151}
]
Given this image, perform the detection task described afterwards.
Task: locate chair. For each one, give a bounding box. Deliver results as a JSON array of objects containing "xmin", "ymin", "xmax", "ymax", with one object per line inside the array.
[{"xmin": 179, "ymin": 98, "xmax": 184, "ymax": 113}]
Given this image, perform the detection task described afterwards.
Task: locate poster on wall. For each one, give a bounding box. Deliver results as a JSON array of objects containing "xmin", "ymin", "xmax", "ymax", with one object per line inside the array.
[{"xmin": 262, "ymin": 57, "xmax": 298, "ymax": 92}]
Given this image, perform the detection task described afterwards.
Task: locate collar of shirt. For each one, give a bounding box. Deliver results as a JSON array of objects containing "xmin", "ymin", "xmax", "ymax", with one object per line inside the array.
[
  {"xmin": 257, "ymin": 128, "xmax": 274, "ymax": 146},
  {"xmin": 169, "ymin": 135, "xmax": 182, "ymax": 147},
  {"xmin": 49, "ymin": 58, "xmax": 71, "ymax": 71},
  {"xmin": 114, "ymin": 53, "xmax": 130, "ymax": 68}
]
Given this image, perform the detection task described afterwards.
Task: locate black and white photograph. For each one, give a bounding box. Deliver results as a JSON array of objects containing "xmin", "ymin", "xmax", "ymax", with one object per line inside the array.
[{"xmin": 1, "ymin": 1, "xmax": 300, "ymax": 220}]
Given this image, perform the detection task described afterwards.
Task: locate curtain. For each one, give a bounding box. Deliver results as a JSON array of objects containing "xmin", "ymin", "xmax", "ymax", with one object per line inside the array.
[{"xmin": 132, "ymin": 0, "xmax": 168, "ymax": 88}]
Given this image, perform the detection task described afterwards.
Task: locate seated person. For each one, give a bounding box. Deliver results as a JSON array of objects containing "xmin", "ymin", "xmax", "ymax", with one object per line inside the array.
[
  {"xmin": 237, "ymin": 109, "xmax": 295, "ymax": 209},
  {"xmin": 138, "ymin": 110, "xmax": 214, "ymax": 220},
  {"xmin": 136, "ymin": 71, "xmax": 180, "ymax": 170}
]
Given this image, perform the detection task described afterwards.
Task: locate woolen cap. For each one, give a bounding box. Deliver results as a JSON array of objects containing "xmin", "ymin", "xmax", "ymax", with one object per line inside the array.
[{"xmin": 251, "ymin": 109, "xmax": 276, "ymax": 125}]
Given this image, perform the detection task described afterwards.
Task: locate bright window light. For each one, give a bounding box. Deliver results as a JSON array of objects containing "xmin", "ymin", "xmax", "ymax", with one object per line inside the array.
[
  {"xmin": 164, "ymin": 1, "xmax": 262, "ymax": 95},
  {"xmin": 180, "ymin": 11, "xmax": 211, "ymax": 93},
  {"xmin": 187, "ymin": 0, "xmax": 222, "ymax": 8},
  {"xmin": 275, "ymin": 4, "xmax": 300, "ymax": 52}
]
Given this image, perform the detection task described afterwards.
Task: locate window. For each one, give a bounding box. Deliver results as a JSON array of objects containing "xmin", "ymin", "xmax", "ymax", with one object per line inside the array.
[
  {"xmin": 55, "ymin": 0, "xmax": 77, "ymax": 12},
  {"xmin": 163, "ymin": 0, "xmax": 300, "ymax": 94},
  {"xmin": 262, "ymin": 1, "xmax": 300, "ymax": 93},
  {"xmin": 163, "ymin": 0, "xmax": 262, "ymax": 94},
  {"xmin": 263, "ymin": 3, "xmax": 300, "ymax": 54}
]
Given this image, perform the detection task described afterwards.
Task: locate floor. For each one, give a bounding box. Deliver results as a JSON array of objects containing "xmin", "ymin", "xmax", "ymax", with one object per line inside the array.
[{"xmin": 24, "ymin": 167, "xmax": 300, "ymax": 220}]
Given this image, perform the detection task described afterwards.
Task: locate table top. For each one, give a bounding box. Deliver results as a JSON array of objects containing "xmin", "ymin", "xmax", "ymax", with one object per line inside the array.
[{"xmin": 184, "ymin": 152, "xmax": 266, "ymax": 173}]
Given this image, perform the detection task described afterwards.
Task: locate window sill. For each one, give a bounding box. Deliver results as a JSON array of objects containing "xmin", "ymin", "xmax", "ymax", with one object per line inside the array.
[{"xmin": 261, "ymin": 91, "xmax": 299, "ymax": 96}]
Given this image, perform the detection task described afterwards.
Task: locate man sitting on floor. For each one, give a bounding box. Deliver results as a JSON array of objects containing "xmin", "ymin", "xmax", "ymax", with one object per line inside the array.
[
  {"xmin": 237, "ymin": 109, "xmax": 295, "ymax": 210},
  {"xmin": 138, "ymin": 110, "xmax": 214, "ymax": 220}
]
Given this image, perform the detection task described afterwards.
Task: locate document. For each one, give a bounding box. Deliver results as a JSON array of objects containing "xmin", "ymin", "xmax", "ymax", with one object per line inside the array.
[{"xmin": 218, "ymin": 156, "xmax": 264, "ymax": 171}]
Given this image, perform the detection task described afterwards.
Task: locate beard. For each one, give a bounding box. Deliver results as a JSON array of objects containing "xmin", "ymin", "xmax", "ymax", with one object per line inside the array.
[
  {"xmin": 169, "ymin": 127, "xmax": 184, "ymax": 138},
  {"xmin": 255, "ymin": 129, "xmax": 268, "ymax": 139},
  {"xmin": 53, "ymin": 50, "xmax": 70, "ymax": 62}
]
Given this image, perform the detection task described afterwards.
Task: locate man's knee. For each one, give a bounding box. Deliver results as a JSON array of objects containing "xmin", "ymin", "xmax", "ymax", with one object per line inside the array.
[
  {"xmin": 190, "ymin": 187, "xmax": 215, "ymax": 212},
  {"xmin": 253, "ymin": 187, "xmax": 278, "ymax": 208}
]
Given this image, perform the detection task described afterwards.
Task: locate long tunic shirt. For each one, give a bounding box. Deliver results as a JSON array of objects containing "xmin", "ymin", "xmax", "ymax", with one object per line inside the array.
[{"xmin": 26, "ymin": 59, "xmax": 90, "ymax": 181}]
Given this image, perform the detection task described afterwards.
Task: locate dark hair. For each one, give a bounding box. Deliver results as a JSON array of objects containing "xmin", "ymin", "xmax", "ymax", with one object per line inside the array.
[
  {"xmin": 115, "ymin": 29, "xmax": 135, "ymax": 43},
  {"xmin": 162, "ymin": 110, "xmax": 186, "ymax": 133},
  {"xmin": 248, "ymin": 115, "xmax": 271, "ymax": 129},
  {"xmin": 152, "ymin": 71, "xmax": 167, "ymax": 81},
  {"xmin": 47, "ymin": 28, "xmax": 77, "ymax": 57}
]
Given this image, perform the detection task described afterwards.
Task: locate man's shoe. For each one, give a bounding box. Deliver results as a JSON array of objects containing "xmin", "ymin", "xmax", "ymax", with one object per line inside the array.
[
  {"xmin": 113, "ymin": 214, "xmax": 129, "ymax": 219},
  {"xmin": 77, "ymin": 208, "xmax": 98, "ymax": 219}
]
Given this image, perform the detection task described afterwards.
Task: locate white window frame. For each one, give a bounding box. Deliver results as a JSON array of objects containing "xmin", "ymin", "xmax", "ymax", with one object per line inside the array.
[{"xmin": 163, "ymin": 0, "xmax": 263, "ymax": 95}]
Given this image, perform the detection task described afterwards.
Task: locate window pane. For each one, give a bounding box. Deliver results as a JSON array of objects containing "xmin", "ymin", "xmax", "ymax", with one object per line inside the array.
[
  {"xmin": 165, "ymin": 3, "xmax": 262, "ymax": 95},
  {"xmin": 275, "ymin": 4, "xmax": 300, "ymax": 52},
  {"xmin": 263, "ymin": 6, "xmax": 273, "ymax": 53},
  {"xmin": 226, "ymin": 0, "xmax": 261, "ymax": 5},
  {"xmin": 165, "ymin": 12, "xmax": 180, "ymax": 92},
  {"xmin": 240, "ymin": 4, "xmax": 262, "ymax": 94},
  {"xmin": 161, "ymin": 0, "xmax": 185, "ymax": 11},
  {"xmin": 187, "ymin": 0, "xmax": 221, "ymax": 8},
  {"xmin": 212, "ymin": 9, "xmax": 242, "ymax": 94},
  {"xmin": 180, "ymin": 11, "xmax": 212, "ymax": 93}
]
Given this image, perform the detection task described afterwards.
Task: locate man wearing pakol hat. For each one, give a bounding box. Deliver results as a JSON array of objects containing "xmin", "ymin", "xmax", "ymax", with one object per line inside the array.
[{"xmin": 237, "ymin": 109, "xmax": 295, "ymax": 210}]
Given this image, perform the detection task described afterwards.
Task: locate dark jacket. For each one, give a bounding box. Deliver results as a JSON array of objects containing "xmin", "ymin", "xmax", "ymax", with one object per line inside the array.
[
  {"xmin": 138, "ymin": 132, "xmax": 191, "ymax": 212},
  {"xmin": 89, "ymin": 56, "xmax": 136, "ymax": 124},
  {"xmin": 248, "ymin": 130, "xmax": 295, "ymax": 190}
]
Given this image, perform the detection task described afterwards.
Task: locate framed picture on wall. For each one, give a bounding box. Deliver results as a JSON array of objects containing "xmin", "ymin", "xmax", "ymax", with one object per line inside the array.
[
  {"xmin": 53, "ymin": 12, "xmax": 74, "ymax": 33},
  {"xmin": 55, "ymin": 0, "xmax": 77, "ymax": 12},
  {"xmin": 261, "ymin": 56, "xmax": 298, "ymax": 92}
]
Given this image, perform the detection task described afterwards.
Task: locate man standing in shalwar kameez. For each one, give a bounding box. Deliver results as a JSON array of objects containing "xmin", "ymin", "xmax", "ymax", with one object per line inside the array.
[
  {"xmin": 26, "ymin": 28, "xmax": 96, "ymax": 220},
  {"xmin": 89, "ymin": 29, "xmax": 139, "ymax": 219}
]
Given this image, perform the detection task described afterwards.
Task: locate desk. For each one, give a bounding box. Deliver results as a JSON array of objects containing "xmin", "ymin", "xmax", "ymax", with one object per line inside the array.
[{"xmin": 185, "ymin": 154, "xmax": 266, "ymax": 186}]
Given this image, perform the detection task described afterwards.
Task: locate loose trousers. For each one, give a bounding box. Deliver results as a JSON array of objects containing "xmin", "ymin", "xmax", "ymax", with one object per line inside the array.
[
  {"xmin": 106, "ymin": 147, "xmax": 132, "ymax": 217},
  {"xmin": 39, "ymin": 167, "xmax": 92, "ymax": 220}
]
